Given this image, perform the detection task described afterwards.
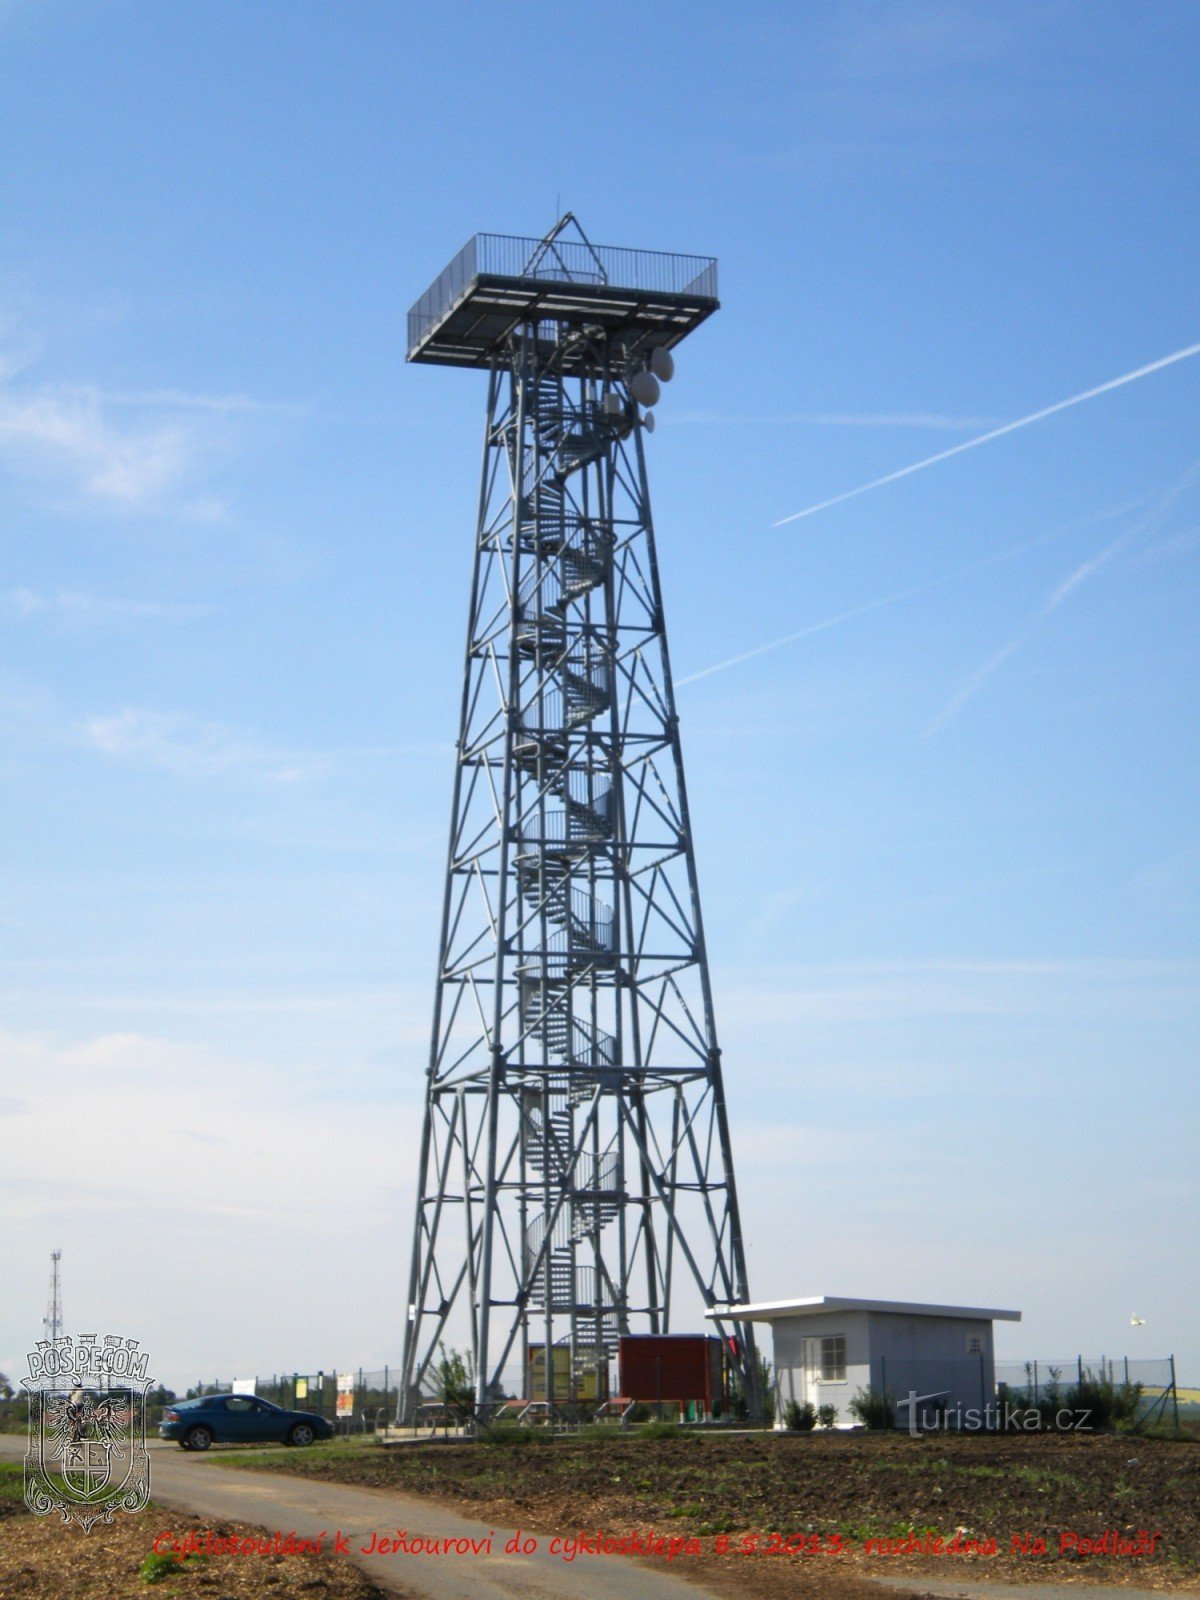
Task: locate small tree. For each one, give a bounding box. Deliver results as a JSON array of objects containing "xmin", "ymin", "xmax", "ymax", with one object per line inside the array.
[
  {"xmin": 728, "ymin": 1347, "xmax": 773, "ymax": 1425},
  {"xmin": 437, "ymin": 1345, "xmax": 475, "ymax": 1417},
  {"xmin": 0, "ymin": 1373, "xmax": 12, "ymax": 1402}
]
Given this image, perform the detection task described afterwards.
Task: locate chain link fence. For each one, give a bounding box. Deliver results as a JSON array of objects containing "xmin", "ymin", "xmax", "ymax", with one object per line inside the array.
[
  {"xmin": 171, "ymin": 1352, "xmax": 1182, "ymax": 1435},
  {"xmin": 994, "ymin": 1356, "xmax": 1180, "ymax": 1431}
]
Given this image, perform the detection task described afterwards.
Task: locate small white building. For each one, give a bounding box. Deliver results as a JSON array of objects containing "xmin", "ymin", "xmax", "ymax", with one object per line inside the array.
[{"xmin": 709, "ymin": 1295, "xmax": 1021, "ymax": 1428}]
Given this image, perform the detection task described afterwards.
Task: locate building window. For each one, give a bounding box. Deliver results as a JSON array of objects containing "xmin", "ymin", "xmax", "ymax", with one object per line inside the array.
[
  {"xmin": 967, "ymin": 1336, "xmax": 982, "ymax": 1355},
  {"xmin": 820, "ymin": 1336, "xmax": 846, "ymax": 1382}
]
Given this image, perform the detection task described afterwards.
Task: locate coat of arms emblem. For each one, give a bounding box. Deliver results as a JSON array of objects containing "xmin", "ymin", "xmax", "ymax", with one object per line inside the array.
[{"xmin": 23, "ymin": 1333, "xmax": 152, "ymax": 1530}]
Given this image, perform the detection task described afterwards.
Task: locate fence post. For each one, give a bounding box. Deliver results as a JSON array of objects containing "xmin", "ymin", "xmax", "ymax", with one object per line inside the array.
[
  {"xmin": 1170, "ymin": 1355, "xmax": 1180, "ymax": 1434},
  {"xmin": 1033, "ymin": 1361, "xmax": 1038, "ymax": 1405},
  {"xmin": 1124, "ymin": 1356, "xmax": 1129, "ymax": 1389},
  {"xmin": 1077, "ymin": 1354, "xmax": 1083, "ymax": 1387}
]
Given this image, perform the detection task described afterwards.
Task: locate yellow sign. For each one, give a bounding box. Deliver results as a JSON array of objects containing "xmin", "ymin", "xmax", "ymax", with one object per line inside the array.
[{"xmin": 528, "ymin": 1346, "xmax": 600, "ymax": 1401}]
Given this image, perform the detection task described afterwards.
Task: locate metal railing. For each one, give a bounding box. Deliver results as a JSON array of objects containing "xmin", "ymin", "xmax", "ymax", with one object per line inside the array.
[{"xmin": 408, "ymin": 232, "xmax": 718, "ymax": 355}]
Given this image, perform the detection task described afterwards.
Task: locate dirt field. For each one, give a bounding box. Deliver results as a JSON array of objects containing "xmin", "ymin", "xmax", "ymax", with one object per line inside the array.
[
  {"xmin": 0, "ymin": 1464, "xmax": 389, "ymax": 1600},
  {"xmin": 220, "ymin": 1427, "xmax": 1200, "ymax": 1596}
]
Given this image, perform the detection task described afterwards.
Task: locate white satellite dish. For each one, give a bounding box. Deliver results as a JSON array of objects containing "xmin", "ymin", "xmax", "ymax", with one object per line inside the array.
[
  {"xmin": 650, "ymin": 347, "xmax": 675, "ymax": 382},
  {"xmin": 629, "ymin": 369, "xmax": 660, "ymax": 408},
  {"xmin": 643, "ymin": 411, "xmax": 655, "ymax": 433}
]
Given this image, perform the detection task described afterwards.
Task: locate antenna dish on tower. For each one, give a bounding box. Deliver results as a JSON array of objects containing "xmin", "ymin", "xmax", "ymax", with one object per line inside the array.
[
  {"xmin": 650, "ymin": 347, "xmax": 675, "ymax": 382},
  {"xmin": 629, "ymin": 369, "xmax": 660, "ymax": 408}
]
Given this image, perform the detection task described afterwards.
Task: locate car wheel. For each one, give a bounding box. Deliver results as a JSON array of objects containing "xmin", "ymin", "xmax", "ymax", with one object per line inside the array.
[
  {"xmin": 287, "ymin": 1422, "xmax": 316, "ymax": 1447},
  {"xmin": 184, "ymin": 1425, "xmax": 214, "ymax": 1452}
]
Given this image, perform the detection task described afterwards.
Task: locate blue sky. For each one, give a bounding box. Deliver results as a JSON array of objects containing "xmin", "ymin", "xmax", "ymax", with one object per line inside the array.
[{"xmin": 1, "ymin": 0, "xmax": 1197, "ymax": 1391}]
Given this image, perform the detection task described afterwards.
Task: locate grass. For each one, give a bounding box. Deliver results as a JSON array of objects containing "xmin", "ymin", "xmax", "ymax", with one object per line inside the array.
[
  {"xmin": 0, "ymin": 1461, "xmax": 25, "ymax": 1514},
  {"xmin": 204, "ymin": 1437, "xmax": 377, "ymax": 1470},
  {"xmin": 138, "ymin": 1548, "xmax": 207, "ymax": 1584}
]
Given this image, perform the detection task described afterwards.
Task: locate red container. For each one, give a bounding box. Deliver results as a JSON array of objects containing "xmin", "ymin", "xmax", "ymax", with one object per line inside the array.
[{"xmin": 617, "ymin": 1335, "xmax": 724, "ymax": 1406}]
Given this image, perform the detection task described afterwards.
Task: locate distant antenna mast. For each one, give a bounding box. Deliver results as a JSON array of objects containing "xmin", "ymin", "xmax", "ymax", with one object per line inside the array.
[{"xmin": 44, "ymin": 1249, "xmax": 63, "ymax": 1343}]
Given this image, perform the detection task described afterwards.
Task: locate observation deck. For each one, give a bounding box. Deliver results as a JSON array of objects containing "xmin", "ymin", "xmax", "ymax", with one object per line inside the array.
[{"xmin": 407, "ymin": 227, "xmax": 718, "ymax": 373}]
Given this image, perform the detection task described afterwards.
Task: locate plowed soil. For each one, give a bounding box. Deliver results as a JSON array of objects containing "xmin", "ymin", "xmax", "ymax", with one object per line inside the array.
[
  {"xmin": 226, "ymin": 1428, "xmax": 1200, "ymax": 1598},
  {"xmin": 0, "ymin": 1472, "xmax": 390, "ymax": 1600}
]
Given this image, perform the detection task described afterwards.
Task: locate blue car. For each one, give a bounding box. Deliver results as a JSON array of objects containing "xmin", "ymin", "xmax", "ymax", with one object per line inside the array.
[{"xmin": 160, "ymin": 1393, "xmax": 334, "ymax": 1450}]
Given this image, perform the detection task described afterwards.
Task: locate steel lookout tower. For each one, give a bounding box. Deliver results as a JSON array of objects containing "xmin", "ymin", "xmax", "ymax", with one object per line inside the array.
[{"xmin": 399, "ymin": 215, "xmax": 758, "ymax": 1420}]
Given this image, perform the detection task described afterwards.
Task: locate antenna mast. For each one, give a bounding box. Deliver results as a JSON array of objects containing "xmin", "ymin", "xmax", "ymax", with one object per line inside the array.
[{"xmin": 44, "ymin": 1249, "xmax": 63, "ymax": 1344}]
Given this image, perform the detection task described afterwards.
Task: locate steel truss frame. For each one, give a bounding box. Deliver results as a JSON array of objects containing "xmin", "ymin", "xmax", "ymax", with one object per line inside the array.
[{"xmin": 400, "ymin": 254, "xmax": 758, "ymax": 1422}]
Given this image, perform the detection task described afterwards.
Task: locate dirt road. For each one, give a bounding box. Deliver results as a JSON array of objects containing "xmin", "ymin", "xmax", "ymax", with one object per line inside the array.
[{"xmin": 1, "ymin": 1435, "xmax": 725, "ymax": 1600}]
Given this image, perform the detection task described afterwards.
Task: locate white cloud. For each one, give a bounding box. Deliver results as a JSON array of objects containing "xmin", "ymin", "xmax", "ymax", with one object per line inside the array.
[
  {"xmin": 3, "ymin": 587, "xmax": 209, "ymax": 624},
  {"xmin": 81, "ymin": 708, "xmax": 325, "ymax": 783},
  {"xmin": 829, "ymin": 3, "xmax": 1008, "ymax": 82},
  {"xmin": 714, "ymin": 956, "xmax": 1200, "ymax": 1044},
  {"xmin": 55, "ymin": 384, "xmax": 302, "ymax": 416},
  {"xmin": 0, "ymin": 1025, "xmax": 408, "ymax": 1223},
  {"xmin": 0, "ymin": 323, "xmax": 300, "ymax": 513},
  {"xmin": 0, "ymin": 386, "xmax": 194, "ymax": 506}
]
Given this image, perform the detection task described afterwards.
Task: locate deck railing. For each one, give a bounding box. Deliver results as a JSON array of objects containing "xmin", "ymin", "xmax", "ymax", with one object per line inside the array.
[{"xmin": 408, "ymin": 233, "xmax": 717, "ymax": 356}]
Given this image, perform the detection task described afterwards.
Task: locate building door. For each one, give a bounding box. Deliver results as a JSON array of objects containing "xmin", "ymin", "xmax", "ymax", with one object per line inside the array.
[{"xmin": 801, "ymin": 1338, "xmax": 822, "ymax": 1407}]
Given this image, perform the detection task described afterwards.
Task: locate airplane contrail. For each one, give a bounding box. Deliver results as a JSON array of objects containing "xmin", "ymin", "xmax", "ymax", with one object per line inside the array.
[
  {"xmin": 675, "ymin": 582, "xmax": 935, "ymax": 686},
  {"xmin": 675, "ymin": 509, "xmax": 1133, "ymax": 688},
  {"xmin": 774, "ymin": 340, "xmax": 1200, "ymax": 527}
]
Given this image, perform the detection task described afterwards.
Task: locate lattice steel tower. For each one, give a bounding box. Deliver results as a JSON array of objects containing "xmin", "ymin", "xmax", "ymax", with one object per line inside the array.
[{"xmin": 399, "ymin": 217, "xmax": 758, "ymax": 1420}]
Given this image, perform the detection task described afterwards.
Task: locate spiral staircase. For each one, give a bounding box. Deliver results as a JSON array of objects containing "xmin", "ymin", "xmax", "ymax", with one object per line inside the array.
[{"xmin": 512, "ymin": 384, "xmax": 624, "ymax": 1379}]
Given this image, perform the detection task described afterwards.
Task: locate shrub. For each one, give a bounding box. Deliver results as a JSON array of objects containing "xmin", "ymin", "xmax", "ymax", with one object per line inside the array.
[
  {"xmin": 848, "ymin": 1385, "xmax": 895, "ymax": 1430},
  {"xmin": 1065, "ymin": 1373, "xmax": 1143, "ymax": 1432},
  {"xmin": 817, "ymin": 1403, "xmax": 837, "ymax": 1429},
  {"xmin": 784, "ymin": 1400, "xmax": 817, "ymax": 1431}
]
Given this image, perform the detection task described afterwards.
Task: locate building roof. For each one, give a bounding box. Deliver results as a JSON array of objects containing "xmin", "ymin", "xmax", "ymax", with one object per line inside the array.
[{"xmin": 705, "ymin": 1295, "xmax": 1021, "ymax": 1323}]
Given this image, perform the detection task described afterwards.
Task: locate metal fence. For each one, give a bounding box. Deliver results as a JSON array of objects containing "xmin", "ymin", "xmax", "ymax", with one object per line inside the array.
[
  {"xmin": 775, "ymin": 1353, "xmax": 1182, "ymax": 1435},
  {"xmin": 994, "ymin": 1356, "xmax": 1179, "ymax": 1430},
  {"xmin": 407, "ymin": 231, "xmax": 718, "ymax": 356},
  {"xmin": 171, "ymin": 1353, "xmax": 1181, "ymax": 1434}
]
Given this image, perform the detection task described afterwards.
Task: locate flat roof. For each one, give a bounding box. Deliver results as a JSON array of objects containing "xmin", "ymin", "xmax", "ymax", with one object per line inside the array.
[{"xmin": 706, "ymin": 1296, "xmax": 1022, "ymax": 1324}]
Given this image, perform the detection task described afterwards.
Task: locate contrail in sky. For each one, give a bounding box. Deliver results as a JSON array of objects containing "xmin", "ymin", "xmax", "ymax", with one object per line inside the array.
[
  {"xmin": 923, "ymin": 455, "xmax": 1200, "ymax": 735},
  {"xmin": 774, "ymin": 341, "xmax": 1200, "ymax": 527},
  {"xmin": 676, "ymin": 581, "xmax": 935, "ymax": 686},
  {"xmin": 675, "ymin": 511, "xmax": 1133, "ymax": 687}
]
